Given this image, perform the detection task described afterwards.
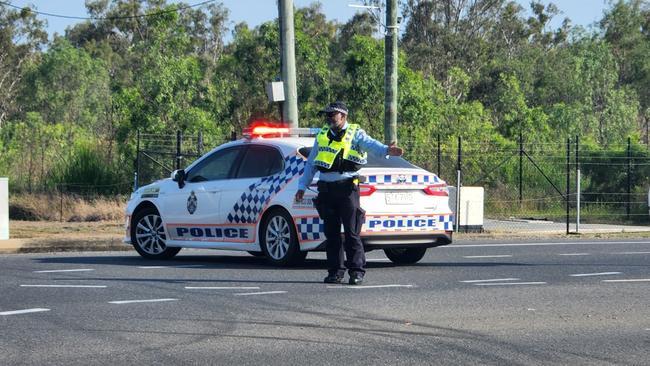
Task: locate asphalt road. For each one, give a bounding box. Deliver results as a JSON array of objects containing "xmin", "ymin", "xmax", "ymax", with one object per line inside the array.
[{"xmin": 1, "ymin": 239, "xmax": 649, "ymax": 365}]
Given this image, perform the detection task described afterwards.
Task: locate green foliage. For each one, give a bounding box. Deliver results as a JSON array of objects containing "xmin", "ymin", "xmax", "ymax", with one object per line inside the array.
[{"xmin": 2, "ymin": 0, "xmax": 650, "ymax": 205}]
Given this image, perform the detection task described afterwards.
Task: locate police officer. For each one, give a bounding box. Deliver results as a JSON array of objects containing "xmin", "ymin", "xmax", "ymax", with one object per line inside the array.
[{"xmin": 294, "ymin": 101, "xmax": 404, "ymax": 285}]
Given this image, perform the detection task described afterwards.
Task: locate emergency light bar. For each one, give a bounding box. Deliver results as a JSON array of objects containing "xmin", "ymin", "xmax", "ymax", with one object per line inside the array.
[{"xmin": 243, "ymin": 124, "xmax": 321, "ymax": 138}]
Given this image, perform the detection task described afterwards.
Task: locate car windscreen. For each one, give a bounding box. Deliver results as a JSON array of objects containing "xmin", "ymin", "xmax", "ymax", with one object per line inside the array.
[{"xmin": 298, "ymin": 147, "xmax": 419, "ymax": 169}]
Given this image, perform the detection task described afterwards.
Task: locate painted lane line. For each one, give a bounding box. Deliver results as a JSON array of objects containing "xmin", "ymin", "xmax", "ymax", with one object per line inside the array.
[
  {"xmin": 612, "ymin": 251, "xmax": 650, "ymax": 255},
  {"xmin": 234, "ymin": 291, "xmax": 287, "ymax": 296},
  {"xmin": 185, "ymin": 286, "xmax": 260, "ymax": 290},
  {"xmin": 327, "ymin": 284, "xmax": 415, "ymax": 289},
  {"xmin": 559, "ymin": 253, "xmax": 590, "ymax": 256},
  {"xmin": 463, "ymin": 255, "xmax": 512, "ymax": 258},
  {"xmin": 33, "ymin": 269, "xmax": 95, "ymax": 273},
  {"xmin": 570, "ymin": 272, "xmax": 621, "ymax": 277},
  {"xmin": 137, "ymin": 265, "xmax": 205, "ymax": 269},
  {"xmin": 109, "ymin": 298, "xmax": 178, "ymax": 304},
  {"xmin": 474, "ymin": 282, "xmax": 547, "ymax": 286},
  {"xmin": 0, "ymin": 308, "xmax": 50, "ymax": 316},
  {"xmin": 366, "ymin": 259, "xmax": 392, "ymax": 262},
  {"xmin": 20, "ymin": 285, "xmax": 107, "ymax": 288},
  {"xmin": 446, "ymin": 241, "xmax": 647, "ymax": 248},
  {"xmin": 602, "ymin": 279, "xmax": 650, "ymax": 283},
  {"xmin": 461, "ymin": 278, "xmax": 520, "ymax": 283}
]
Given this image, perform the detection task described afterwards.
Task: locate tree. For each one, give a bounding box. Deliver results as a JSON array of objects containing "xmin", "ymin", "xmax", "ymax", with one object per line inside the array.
[{"xmin": 0, "ymin": 4, "xmax": 47, "ymax": 126}]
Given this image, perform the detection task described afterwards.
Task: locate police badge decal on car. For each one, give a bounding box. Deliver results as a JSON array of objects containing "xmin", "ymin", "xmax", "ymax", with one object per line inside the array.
[{"xmin": 187, "ymin": 191, "xmax": 198, "ymax": 214}]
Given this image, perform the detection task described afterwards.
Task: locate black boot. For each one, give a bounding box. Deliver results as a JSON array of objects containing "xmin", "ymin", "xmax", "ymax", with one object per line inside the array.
[
  {"xmin": 323, "ymin": 274, "xmax": 344, "ymax": 284},
  {"xmin": 348, "ymin": 272, "xmax": 364, "ymax": 285}
]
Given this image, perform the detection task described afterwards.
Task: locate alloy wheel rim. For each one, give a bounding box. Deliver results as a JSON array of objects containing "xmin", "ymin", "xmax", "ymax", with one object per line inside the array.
[
  {"xmin": 135, "ymin": 214, "xmax": 167, "ymax": 255},
  {"xmin": 265, "ymin": 216, "xmax": 291, "ymax": 260}
]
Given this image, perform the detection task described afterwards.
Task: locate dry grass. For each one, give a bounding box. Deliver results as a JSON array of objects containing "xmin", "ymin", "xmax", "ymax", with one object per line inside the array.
[{"xmin": 9, "ymin": 193, "xmax": 126, "ymax": 222}]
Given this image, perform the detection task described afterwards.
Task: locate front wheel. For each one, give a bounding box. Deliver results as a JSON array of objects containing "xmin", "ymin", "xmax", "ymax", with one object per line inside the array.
[
  {"xmin": 383, "ymin": 248, "xmax": 427, "ymax": 265},
  {"xmin": 260, "ymin": 209, "xmax": 306, "ymax": 266},
  {"xmin": 131, "ymin": 207, "xmax": 181, "ymax": 259}
]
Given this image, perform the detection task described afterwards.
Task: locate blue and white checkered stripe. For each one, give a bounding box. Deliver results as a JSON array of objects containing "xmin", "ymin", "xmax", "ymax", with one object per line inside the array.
[
  {"xmin": 295, "ymin": 217, "xmax": 324, "ymax": 241},
  {"xmin": 227, "ymin": 155, "xmax": 305, "ymax": 224},
  {"xmin": 366, "ymin": 174, "xmax": 442, "ymax": 185},
  {"xmin": 440, "ymin": 214, "xmax": 454, "ymax": 231}
]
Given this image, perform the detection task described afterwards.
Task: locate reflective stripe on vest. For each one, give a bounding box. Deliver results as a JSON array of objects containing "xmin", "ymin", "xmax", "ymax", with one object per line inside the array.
[{"xmin": 313, "ymin": 124, "xmax": 367, "ymax": 169}]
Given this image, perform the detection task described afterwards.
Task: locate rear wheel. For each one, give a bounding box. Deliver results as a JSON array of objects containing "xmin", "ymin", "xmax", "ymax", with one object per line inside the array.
[
  {"xmin": 383, "ymin": 248, "xmax": 427, "ymax": 264},
  {"xmin": 131, "ymin": 207, "xmax": 181, "ymax": 259},
  {"xmin": 260, "ymin": 209, "xmax": 306, "ymax": 266}
]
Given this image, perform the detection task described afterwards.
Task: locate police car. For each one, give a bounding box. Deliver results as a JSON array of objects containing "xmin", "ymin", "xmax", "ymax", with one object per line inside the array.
[{"xmin": 124, "ymin": 125, "xmax": 453, "ymax": 266}]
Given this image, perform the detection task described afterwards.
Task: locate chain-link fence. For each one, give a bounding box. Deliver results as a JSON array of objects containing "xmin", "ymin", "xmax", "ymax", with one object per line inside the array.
[{"xmin": 133, "ymin": 131, "xmax": 650, "ymax": 234}]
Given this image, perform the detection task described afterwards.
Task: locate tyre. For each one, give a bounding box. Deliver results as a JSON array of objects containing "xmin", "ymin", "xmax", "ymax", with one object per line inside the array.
[
  {"xmin": 260, "ymin": 208, "xmax": 306, "ymax": 266},
  {"xmin": 383, "ymin": 247, "xmax": 427, "ymax": 264},
  {"xmin": 131, "ymin": 207, "xmax": 181, "ymax": 259}
]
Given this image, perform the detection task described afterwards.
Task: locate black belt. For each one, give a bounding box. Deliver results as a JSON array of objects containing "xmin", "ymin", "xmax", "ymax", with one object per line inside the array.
[{"xmin": 317, "ymin": 178, "xmax": 356, "ymax": 189}]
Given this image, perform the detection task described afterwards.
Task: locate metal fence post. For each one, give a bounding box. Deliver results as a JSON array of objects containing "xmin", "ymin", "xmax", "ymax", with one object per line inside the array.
[
  {"xmin": 576, "ymin": 135, "xmax": 580, "ymax": 233},
  {"xmin": 627, "ymin": 137, "xmax": 631, "ymax": 220},
  {"xmin": 198, "ymin": 130, "xmax": 204, "ymax": 156},
  {"xmin": 176, "ymin": 130, "xmax": 182, "ymax": 171},
  {"xmin": 231, "ymin": 131, "xmax": 237, "ymax": 141},
  {"xmin": 455, "ymin": 136, "xmax": 462, "ymax": 233},
  {"xmin": 566, "ymin": 138, "xmax": 570, "ymax": 234},
  {"xmin": 437, "ymin": 133, "xmax": 441, "ymax": 177},
  {"xmin": 519, "ymin": 132, "xmax": 523, "ymax": 208},
  {"xmin": 135, "ymin": 130, "xmax": 140, "ymax": 190}
]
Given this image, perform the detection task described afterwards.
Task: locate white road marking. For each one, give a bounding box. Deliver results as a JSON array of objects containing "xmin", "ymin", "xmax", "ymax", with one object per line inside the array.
[
  {"xmin": 185, "ymin": 286, "xmax": 260, "ymax": 290},
  {"xmin": 570, "ymin": 272, "xmax": 621, "ymax": 277},
  {"xmin": 602, "ymin": 279, "xmax": 650, "ymax": 283},
  {"xmin": 366, "ymin": 259, "xmax": 392, "ymax": 262},
  {"xmin": 446, "ymin": 241, "xmax": 647, "ymax": 248},
  {"xmin": 33, "ymin": 269, "xmax": 94, "ymax": 273},
  {"xmin": 461, "ymin": 278, "xmax": 520, "ymax": 283},
  {"xmin": 328, "ymin": 284, "xmax": 415, "ymax": 289},
  {"xmin": 611, "ymin": 251, "xmax": 650, "ymax": 255},
  {"xmin": 0, "ymin": 308, "xmax": 50, "ymax": 316},
  {"xmin": 109, "ymin": 298, "xmax": 178, "ymax": 304},
  {"xmin": 137, "ymin": 265, "xmax": 205, "ymax": 269},
  {"xmin": 559, "ymin": 253, "xmax": 590, "ymax": 256},
  {"xmin": 474, "ymin": 282, "xmax": 547, "ymax": 286},
  {"xmin": 20, "ymin": 284, "xmax": 107, "ymax": 288},
  {"xmin": 463, "ymin": 255, "xmax": 512, "ymax": 258},
  {"xmin": 234, "ymin": 291, "xmax": 287, "ymax": 296}
]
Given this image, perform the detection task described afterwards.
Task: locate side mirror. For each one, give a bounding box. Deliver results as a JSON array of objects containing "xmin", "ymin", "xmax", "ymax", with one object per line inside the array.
[{"xmin": 171, "ymin": 169, "xmax": 186, "ymax": 189}]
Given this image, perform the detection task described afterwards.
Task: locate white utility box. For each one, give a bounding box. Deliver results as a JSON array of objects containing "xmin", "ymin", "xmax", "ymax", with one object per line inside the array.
[
  {"xmin": 0, "ymin": 178, "xmax": 8, "ymax": 240},
  {"xmin": 448, "ymin": 186, "xmax": 484, "ymax": 232},
  {"xmin": 266, "ymin": 81, "xmax": 285, "ymax": 103}
]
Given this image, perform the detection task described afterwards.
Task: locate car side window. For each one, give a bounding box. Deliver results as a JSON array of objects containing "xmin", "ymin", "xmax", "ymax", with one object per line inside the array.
[
  {"xmin": 236, "ymin": 145, "xmax": 285, "ymax": 179},
  {"xmin": 186, "ymin": 147, "xmax": 244, "ymax": 182}
]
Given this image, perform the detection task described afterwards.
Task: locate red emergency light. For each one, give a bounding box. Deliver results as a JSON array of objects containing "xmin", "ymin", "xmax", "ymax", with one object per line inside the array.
[{"xmin": 243, "ymin": 121, "xmax": 290, "ymax": 138}]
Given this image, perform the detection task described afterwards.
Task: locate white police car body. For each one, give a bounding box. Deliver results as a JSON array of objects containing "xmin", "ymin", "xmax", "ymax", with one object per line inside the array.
[{"xmin": 124, "ymin": 127, "xmax": 453, "ymax": 265}]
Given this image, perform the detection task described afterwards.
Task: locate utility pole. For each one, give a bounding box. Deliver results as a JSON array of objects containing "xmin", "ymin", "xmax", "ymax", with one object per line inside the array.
[
  {"xmin": 278, "ymin": 0, "xmax": 298, "ymax": 128},
  {"xmin": 384, "ymin": 0, "xmax": 398, "ymax": 144}
]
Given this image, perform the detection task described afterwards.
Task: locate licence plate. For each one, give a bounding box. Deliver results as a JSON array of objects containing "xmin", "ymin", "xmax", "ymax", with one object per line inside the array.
[{"xmin": 385, "ymin": 192, "xmax": 414, "ymax": 205}]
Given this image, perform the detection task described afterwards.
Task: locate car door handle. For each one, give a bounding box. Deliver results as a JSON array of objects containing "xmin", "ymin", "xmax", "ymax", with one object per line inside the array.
[
  {"xmin": 256, "ymin": 185, "xmax": 271, "ymax": 191},
  {"xmin": 207, "ymin": 190, "xmax": 220, "ymax": 194}
]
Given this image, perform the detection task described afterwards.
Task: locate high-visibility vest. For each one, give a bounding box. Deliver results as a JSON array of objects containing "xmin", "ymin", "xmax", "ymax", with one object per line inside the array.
[{"xmin": 314, "ymin": 124, "xmax": 367, "ymax": 170}]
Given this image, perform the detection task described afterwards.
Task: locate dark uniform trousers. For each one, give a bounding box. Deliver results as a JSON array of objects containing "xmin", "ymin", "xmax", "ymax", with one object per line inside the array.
[{"xmin": 315, "ymin": 179, "xmax": 366, "ymax": 277}]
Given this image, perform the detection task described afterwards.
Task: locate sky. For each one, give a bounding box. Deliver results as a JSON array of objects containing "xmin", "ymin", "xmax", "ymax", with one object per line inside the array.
[{"xmin": 7, "ymin": 0, "xmax": 612, "ymax": 41}]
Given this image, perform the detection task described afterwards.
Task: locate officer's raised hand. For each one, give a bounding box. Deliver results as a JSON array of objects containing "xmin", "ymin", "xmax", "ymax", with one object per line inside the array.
[{"xmin": 387, "ymin": 141, "xmax": 403, "ymax": 156}]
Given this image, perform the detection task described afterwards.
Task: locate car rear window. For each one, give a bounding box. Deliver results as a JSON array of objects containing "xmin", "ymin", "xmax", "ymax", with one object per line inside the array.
[{"xmin": 298, "ymin": 147, "xmax": 418, "ymax": 169}]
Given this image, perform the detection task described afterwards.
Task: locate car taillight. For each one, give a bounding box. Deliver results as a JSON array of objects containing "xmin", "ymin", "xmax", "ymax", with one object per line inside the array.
[
  {"xmin": 423, "ymin": 184, "xmax": 448, "ymax": 196},
  {"xmin": 359, "ymin": 184, "xmax": 376, "ymax": 196}
]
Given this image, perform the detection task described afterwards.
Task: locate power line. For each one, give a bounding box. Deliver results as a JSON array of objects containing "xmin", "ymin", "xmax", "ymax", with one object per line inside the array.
[{"xmin": 0, "ymin": 0, "xmax": 215, "ymax": 21}]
